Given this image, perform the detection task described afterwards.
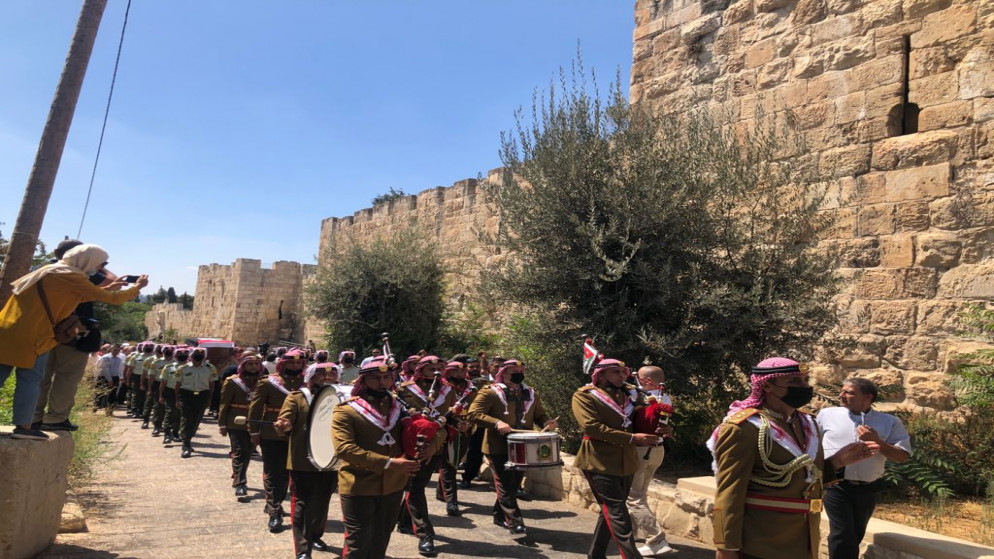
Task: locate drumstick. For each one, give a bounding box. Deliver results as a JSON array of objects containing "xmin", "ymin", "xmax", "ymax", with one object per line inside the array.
[
  {"xmin": 233, "ymin": 416, "xmax": 274, "ymax": 427},
  {"xmin": 541, "ymin": 416, "xmax": 560, "ymax": 432}
]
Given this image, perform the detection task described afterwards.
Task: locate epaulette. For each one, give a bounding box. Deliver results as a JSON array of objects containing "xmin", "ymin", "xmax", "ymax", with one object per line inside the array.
[
  {"xmin": 727, "ymin": 408, "xmax": 760, "ymax": 425},
  {"xmin": 578, "ymin": 385, "xmax": 595, "ymax": 392}
]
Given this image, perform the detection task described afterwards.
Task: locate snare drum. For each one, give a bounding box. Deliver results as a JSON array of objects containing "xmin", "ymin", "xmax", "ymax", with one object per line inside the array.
[
  {"xmin": 307, "ymin": 386, "xmax": 341, "ymax": 471},
  {"xmin": 505, "ymin": 432, "xmax": 562, "ymax": 470}
]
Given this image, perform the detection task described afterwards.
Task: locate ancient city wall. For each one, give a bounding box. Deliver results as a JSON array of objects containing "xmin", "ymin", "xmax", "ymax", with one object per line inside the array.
[
  {"xmin": 631, "ymin": 0, "xmax": 994, "ymax": 410},
  {"xmin": 146, "ymin": 259, "xmax": 314, "ymax": 345}
]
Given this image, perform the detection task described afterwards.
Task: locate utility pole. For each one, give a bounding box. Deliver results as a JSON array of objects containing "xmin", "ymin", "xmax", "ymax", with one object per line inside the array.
[{"xmin": 0, "ymin": 0, "xmax": 107, "ymax": 306}]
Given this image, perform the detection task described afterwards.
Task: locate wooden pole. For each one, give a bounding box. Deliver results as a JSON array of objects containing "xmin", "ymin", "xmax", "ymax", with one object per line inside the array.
[{"xmin": 0, "ymin": 0, "xmax": 108, "ymax": 306}]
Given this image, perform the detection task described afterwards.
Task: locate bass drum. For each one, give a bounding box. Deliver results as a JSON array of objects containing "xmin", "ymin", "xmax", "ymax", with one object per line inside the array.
[{"xmin": 307, "ymin": 386, "xmax": 341, "ymax": 471}]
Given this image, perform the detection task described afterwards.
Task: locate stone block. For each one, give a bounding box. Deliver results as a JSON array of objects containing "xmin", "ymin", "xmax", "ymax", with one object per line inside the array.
[
  {"xmin": 883, "ymin": 163, "xmax": 951, "ymax": 202},
  {"xmin": 724, "ymin": 0, "xmax": 755, "ymax": 24},
  {"xmin": 919, "ymin": 100, "xmax": 973, "ymax": 131},
  {"xmin": 795, "ymin": 0, "xmax": 829, "ymax": 24},
  {"xmin": 745, "ymin": 38, "xmax": 777, "ymax": 68},
  {"xmin": 915, "ymin": 232, "xmax": 963, "ymax": 269},
  {"xmin": 757, "ymin": 58, "xmax": 792, "ymax": 89},
  {"xmin": 959, "ymin": 42, "xmax": 994, "ymax": 99},
  {"xmin": 835, "ymin": 91, "xmax": 868, "ymax": 124},
  {"xmin": 807, "ymin": 70, "xmax": 850, "ymax": 102},
  {"xmin": 911, "ymin": 4, "xmax": 977, "ymax": 48},
  {"xmin": 853, "ymin": 369, "xmax": 906, "ymax": 399},
  {"xmin": 976, "ymin": 96, "xmax": 994, "ymax": 123},
  {"xmin": 855, "ymin": 173, "xmax": 888, "ymax": 204},
  {"xmin": 0, "ymin": 431, "xmax": 74, "ymax": 559},
  {"xmin": 943, "ymin": 339, "xmax": 994, "ymax": 374},
  {"xmin": 837, "ymin": 238, "xmax": 881, "ymax": 267},
  {"xmin": 916, "ymin": 299, "xmax": 967, "ymax": 335},
  {"xmin": 825, "ymin": 36, "xmax": 876, "ymax": 71},
  {"xmin": 855, "ymin": 268, "xmax": 938, "ymax": 299},
  {"xmin": 937, "ymin": 262, "xmax": 994, "ymax": 298},
  {"xmin": 908, "ymin": 71, "xmax": 959, "ymax": 108},
  {"xmin": 895, "ymin": 200, "xmax": 931, "ymax": 232},
  {"xmin": 886, "ymin": 336, "xmax": 940, "ymax": 370},
  {"xmin": 904, "ymin": 371, "xmax": 955, "ymax": 409},
  {"xmin": 870, "ymin": 300, "xmax": 917, "ymax": 335},
  {"xmin": 879, "ymin": 234, "xmax": 915, "ymax": 267},
  {"xmin": 839, "ymin": 348, "xmax": 882, "ymax": 369},
  {"xmin": 870, "ymin": 130, "xmax": 959, "ymax": 171},
  {"xmin": 857, "ymin": 0, "xmax": 904, "ymax": 30},
  {"xmin": 857, "ymin": 203, "xmax": 896, "ymax": 236},
  {"xmin": 851, "ymin": 55, "xmax": 903, "ymax": 90},
  {"xmin": 682, "ymin": 13, "xmax": 722, "ymax": 49},
  {"xmin": 819, "ymin": 144, "xmax": 872, "ymax": 177},
  {"xmin": 903, "ymin": 0, "xmax": 952, "ymax": 20},
  {"xmin": 962, "ymin": 227, "xmax": 994, "ymax": 264}
]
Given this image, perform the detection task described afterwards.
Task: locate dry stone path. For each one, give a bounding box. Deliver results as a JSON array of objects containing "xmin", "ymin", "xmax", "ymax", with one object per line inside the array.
[{"xmin": 39, "ymin": 410, "xmax": 715, "ymax": 559}]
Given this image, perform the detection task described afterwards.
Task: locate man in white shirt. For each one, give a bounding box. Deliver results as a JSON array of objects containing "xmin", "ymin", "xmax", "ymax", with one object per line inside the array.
[
  {"xmin": 359, "ymin": 348, "xmax": 382, "ymax": 368},
  {"xmin": 629, "ymin": 365, "xmax": 676, "ymax": 556},
  {"xmin": 95, "ymin": 344, "xmax": 126, "ymax": 413},
  {"xmin": 817, "ymin": 378, "xmax": 912, "ymax": 559}
]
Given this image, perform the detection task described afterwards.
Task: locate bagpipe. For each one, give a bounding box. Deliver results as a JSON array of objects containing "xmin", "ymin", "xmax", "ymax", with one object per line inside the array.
[{"xmin": 399, "ymin": 369, "xmax": 447, "ymax": 463}]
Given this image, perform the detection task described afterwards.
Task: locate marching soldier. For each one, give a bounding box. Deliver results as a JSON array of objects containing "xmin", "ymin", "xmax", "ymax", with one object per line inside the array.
[
  {"xmin": 147, "ymin": 345, "xmax": 170, "ymax": 434},
  {"xmin": 173, "ymin": 347, "xmax": 217, "ymax": 458},
  {"xmin": 248, "ymin": 347, "xmax": 306, "ymax": 532},
  {"xmin": 468, "ymin": 359, "xmax": 555, "ymax": 534},
  {"xmin": 709, "ymin": 357, "xmax": 878, "ymax": 559},
  {"xmin": 219, "ymin": 353, "xmax": 263, "ymax": 499},
  {"xmin": 273, "ymin": 361, "xmax": 342, "ymax": 559},
  {"xmin": 434, "ymin": 360, "xmax": 476, "ymax": 516},
  {"xmin": 140, "ymin": 344, "xmax": 164, "ymax": 429},
  {"xmin": 395, "ymin": 355, "xmax": 457, "ymax": 556},
  {"xmin": 461, "ymin": 353, "xmax": 497, "ymax": 488},
  {"xmin": 573, "ymin": 358, "xmax": 666, "ymax": 559},
  {"xmin": 158, "ymin": 346, "xmax": 184, "ymax": 444},
  {"xmin": 124, "ymin": 342, "xmax": 151, "ymax": 416},
  {"xmin": 332, "ymin": 358, "xmax": 441, "ymax": 559}
]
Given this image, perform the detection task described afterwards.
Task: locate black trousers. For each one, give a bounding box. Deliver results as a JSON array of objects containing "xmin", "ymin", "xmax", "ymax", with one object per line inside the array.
[
  {"xmin": 341, "ymin": 491, "xmax": 404, "ymax": 559},
  {"xmin": 209, "ymin": 379, "xmax": 221, "ymax": 413},
  {"xmin": 436, "ymin": 433, "xmax": 469, "ymax": 503},
  {"xmin": 824, "ymin": 480, "xmax": 880, "ymax": 559},
  {"xmin": 115, "ymin": 377, "xmax": 128, "ymax": 404},
  {"xmin": 462, "ymin": 427, "xmax": 485, "ymax": 483},
  {"xmin": 142, "ymin": 380, "xmax": 160, "ymax": 422},
  {"xmin": 94, "ymin": 377, "xmax": 119, "ymax": 409},
  {"xmin": 290, "ymin": 469, "xmax": 338, "ymax": 556},
  {"xmin": 398, "ymin": 454, "xmax": 440, "ymax": 536},
  {"xmin": 228, "ymin": 429, "xmax": 252, "ymax": 487},
  {"xmin": 178, "ymin": 389, "xmax": 209, "ymax": 447},
  {"xmin": 128, "ymin": 375, "xmax": 145, "ymax": 416},
  {"xmin": 161, "ymin": 387, "xmax": 180, "ymax": 438},
  {"xmin": 488, "ymin": 454, "xmax": 525, "ymax": 526},
  {"xmin": 260, "ymin": 438, "xmax": 290, "ymax": 516},
  {"xmin": 583, "ymin": 471, "xmax": 640, "ymax": 559}
]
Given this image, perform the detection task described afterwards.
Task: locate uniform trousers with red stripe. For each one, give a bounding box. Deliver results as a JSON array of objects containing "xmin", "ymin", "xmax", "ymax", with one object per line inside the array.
[
  {"xmin": 582, "ymin": 471, "xmax": 641, "ymax": 559},
  {"xmin": 342, "ymin": 491, "xmax": 404, "ymax": 559},
  {"xmin": 487, "ymin": 454, "xmax": 525, "ymax": 527},
  {"xmin": 227, "ymin": 429, "xmax": 252, "ymax": 487},
  {"xmin": 435, "ymin": 433, "xmax": 469, "ymax": 504},
  {"xmin": 289, "ymin": 469, "xmax": 338, "ymax": 556},
  {"xmin": 259, "ymin": 438, "xmax": 290, "ymax": 516},
  {"xmin": 397, "ymin": 454, "xmax": 440, "ymax": 536}
]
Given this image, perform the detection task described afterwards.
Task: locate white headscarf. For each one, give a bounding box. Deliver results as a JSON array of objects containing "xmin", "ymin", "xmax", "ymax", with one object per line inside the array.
[{"xmin": 10, "ymin": 244, "xmax": 109, "ymax": 296}]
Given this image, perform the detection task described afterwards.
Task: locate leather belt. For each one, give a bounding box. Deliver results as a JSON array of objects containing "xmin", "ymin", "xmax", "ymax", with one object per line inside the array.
[
  {"xmin": 745, "ymin": 494, "xmax": 823, "ymax": 514},
  {"xmin": 230, "ymin": 403, "xmax": 248, "ymax": 409}
]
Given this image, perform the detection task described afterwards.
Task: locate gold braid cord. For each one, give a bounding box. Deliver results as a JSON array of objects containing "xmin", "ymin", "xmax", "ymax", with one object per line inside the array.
[{"xmin": 750, "ymin": 415, "xmax": 817, "ymax": 488}]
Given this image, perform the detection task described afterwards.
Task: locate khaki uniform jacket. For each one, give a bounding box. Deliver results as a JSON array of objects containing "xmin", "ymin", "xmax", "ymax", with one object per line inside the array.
[
  {"xmin": 218, "ymin": 376, "xmax": 255, "ymax": 431},
  {"xmin": 712, "ymin": 408, "xmax": 836, "ymax": 559},
  {"xmin": 468, "ymin": 384, "xmax": 551, "ymax": 456},
  {"xmin": 279, "ymin": 390, "xmax": 317, "ymax": 472},
  {"xmin": 398, "ymin": 379, "xmax": 457, "ymax": 456},
  {"xmin": 176, "ymin": 362, "xmax": 218, "ymax": 392},
  {"xmin": 331, "ymin": 395, "xmax": 444, "ymax": 496},
  {"xmin": 572, "ymin": 384, "xmax": 643, "ymax": 477},
  {"xmin": 248, "ymin": 374, "xmax": 302, "ymax": 440}
]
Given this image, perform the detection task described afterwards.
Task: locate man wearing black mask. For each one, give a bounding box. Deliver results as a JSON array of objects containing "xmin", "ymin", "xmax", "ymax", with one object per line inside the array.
[
  {"xmin": 219, "ymin": 353, "xmax": 263, "ymax": 499},
  {"xmin": 467, "ymin": 359, "xmax": 555, "ymax": 535},
  {"xmin": 248, "ymin": 348, "xmax": 305, "ymax": 532}
]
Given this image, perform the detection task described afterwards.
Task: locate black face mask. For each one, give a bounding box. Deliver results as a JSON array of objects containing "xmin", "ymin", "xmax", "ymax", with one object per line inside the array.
[
  {"xmin": 779, "ymin": 386, "xmax": 814, "ymax": 409},
  {"xmin": 282, "ymin": 368, "xmax": 303, "ymax": 376},
  {"xmin": 365, "ymin": 388, "xmax": 390, "ymax": 399},
  {"xmin": 509, "ymin": 372, "xmax": 525, "ymax": 384}
]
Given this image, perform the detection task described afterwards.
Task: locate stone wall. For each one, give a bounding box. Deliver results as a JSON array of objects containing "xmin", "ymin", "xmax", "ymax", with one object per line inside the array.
[
  {"xmin": 630, "ymin": 0, "xmax": 994, "ymax": 411},
  {"xmin": 145, "ymin": 259, "xmax": 315, "ymax": 345}
]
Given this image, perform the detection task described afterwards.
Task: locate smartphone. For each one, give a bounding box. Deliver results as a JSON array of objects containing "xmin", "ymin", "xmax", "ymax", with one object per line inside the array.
[{"xmin": 122, "ymin": 275, "xmax": 140, "ymax": 283}]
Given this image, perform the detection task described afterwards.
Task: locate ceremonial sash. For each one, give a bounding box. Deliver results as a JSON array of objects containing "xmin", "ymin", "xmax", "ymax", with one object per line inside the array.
[
  {"xmin": 231, "ymin": 376, "xmax": 253, "ymax": 397},
  {"xmin": 491, "ymin": 383, "xmax": 535, "ymax": 418},
  {"xmin": 349, "ymin": 397, "xmax": 403, "ymax": 446},
  {"xmin": 586, "ymin": 384, "xmax": 636, "ymax": 428},
  {"xmin": 405, "ymin": 382, "xmax": 451, "ymax": 409},
  {"xmin": 301, "ymin": 387, "xmax": 313, "ymax": 406},
  {"xmin": 268, "ymin": 374, "xmax": 291, "ymax": 395},
  {"xmin": 745, "ymin": 413, "xmax": 819, "ymax": 462}
]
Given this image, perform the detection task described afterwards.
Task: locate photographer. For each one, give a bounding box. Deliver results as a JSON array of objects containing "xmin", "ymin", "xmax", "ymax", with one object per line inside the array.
[{"xmin": 0, "ymin": 244, "xmax": 147, "ymax": 440}]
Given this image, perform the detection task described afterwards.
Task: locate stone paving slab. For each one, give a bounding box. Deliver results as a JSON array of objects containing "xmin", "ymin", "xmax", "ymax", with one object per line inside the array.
[{"xmin": 38, "ymin": 410, "xmax": 715, "ymax": 559}]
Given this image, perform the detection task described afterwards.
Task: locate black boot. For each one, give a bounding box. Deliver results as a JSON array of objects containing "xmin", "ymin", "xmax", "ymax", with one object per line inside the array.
[{"xmin": 417, "ymin": 535, "xmax": 436, "ymax": 557}]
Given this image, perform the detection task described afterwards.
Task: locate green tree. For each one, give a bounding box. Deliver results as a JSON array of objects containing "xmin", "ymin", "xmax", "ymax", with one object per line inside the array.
[
  {"xmin": 178, "ymin": 291, "xmax": 194, "ymax": 310},
  {"xmin": 150, "ymin": 287, "xmax": 168, "ymax": 304},
  {"xmin": 306, "ymin": 228, "xmax": 445, "ymax": 357},
  {"xmin": 484, "ymin": 62, "xmax": 838, "ymax": 459},
  {"xmin": 166, "ymin": 287, "xmax": 178, "ymax": 304},
  {"xmin": 93, "ymin": 301, "xmax": 151, "ymax": 343},
  {"xmin": 371, "ymin": 187, "xmax": 407, "ymax": 206}
]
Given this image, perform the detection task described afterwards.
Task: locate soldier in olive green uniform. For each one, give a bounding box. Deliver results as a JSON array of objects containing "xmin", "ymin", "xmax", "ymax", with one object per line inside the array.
[
  {"xmin": 174, "ymin": 347, "xmax": 218, "ymax": 458},
  {"xmin": 395, "ymin": 355, "xmax": 457, "ymax": 555},
  {"xmin": 708, "ymin": 357, "xmax": 879, "ymax": 559},
  {"xmin": 274, "ymin": 362, "xmax": 342, "ymax": 559},
  {"xmin": 333, "ymin": 358, "xmax": 441, "ymax": 559},
  {"xmin": 140, "ymin": 345, "xmax": 164, "ymax": 429},
  {"xmin": 461, "ymin": 354, "xmax": 499, "ymax": 488},
  {"xmin": 158, "ymin": 346, "xmax": 183, "ymax": 444},
  {"xmin": 468, "ymin": 359, "xmax": 555, "ymax": 534},
  {"xmin": 125, "ymin": 342, "xmax": 152, "ymax": 416},
  {"xmin": 249, "ymin": 348, "xmax": 306, "ymax": 532},
  {"xmin": 219, "ymin": 354, "xmax": 263, "ymax": 498},
  {"xmin": 572, "ymin": 358, "xmax": 660, "ymax": 559}
]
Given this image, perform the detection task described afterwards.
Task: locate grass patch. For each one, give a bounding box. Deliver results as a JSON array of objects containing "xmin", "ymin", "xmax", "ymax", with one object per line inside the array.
[
  {"xmin": 66, "ymin": 374, "xmax": 120, "ymax": 490},
  {"xmin": 0, "ymin": 372, "xmax": 13, "ymax": 425}
]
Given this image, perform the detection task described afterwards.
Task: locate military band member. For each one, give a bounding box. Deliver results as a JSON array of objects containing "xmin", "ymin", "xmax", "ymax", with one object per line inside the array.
[
  {"xmin": 249, "ymin": 347, "xmax": 305, "ymax": 532},
  {"xmin": 147, "ymin": 345, "xmax": 170, "ymax": 433},
  {"xmin": 124, "ymin": 342, "xmax": 152, "ymax": 417},
  {"xmin": 468, "ymin": 359, "xmax": 555, "ymax": 534},
  {"xmin": 461, "ymin": 353, "xmax": 499, "ymax": 488},
  {"xmin": 434, "ymin": 360, "xmax": 477, "ymax": 517},
  {"xmin": 332, "ymin": 358, "xmax": 440, "ymax": 559},
  {"xmin": 174, "ymin": 347, "xmax": 218, "ymax": 458},
  {"xmin": 708, "ymin": 357, "xmax": 879, "ymax": 559},
  {"xmin": 158, "ymin": 346, "xmax": 183, "ymax": 444},
  {"xmin": 396, "ymin": 355, "xmax": 457, "ymax": 556},
  {"xmin": 140, "ymin": 344, "xmax": 164, "ymax": 429},
  {"xmin": 219, "ymin": 353, "xmax": 263, "ymax": 498},
  {"xmin": 274, "ymin": 361, "xmax": 342, "ymax": 559},
  {"xmin": 572, "ymin": 358, "xmax": 658, "ymax": 559},
  {"xmin": 629, "ymin": 366, "xmax": 676, "ymax": 556}
]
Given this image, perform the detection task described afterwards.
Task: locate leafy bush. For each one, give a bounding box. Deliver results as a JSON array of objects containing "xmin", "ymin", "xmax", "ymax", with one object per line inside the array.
[
  {"xmin": 306, "ymin": 228, "xmax": 445, "ymax": 356},
  {"xmin": 371, "ymin": 187, "xmax": 408, "ymax": 207},
  {"xmin": 93, "ymin": 300, "xmax": 151, "ymax": 343},
  {"xmin": 482, "ymin": 61, "xmax": 839, "ymax": 462}
]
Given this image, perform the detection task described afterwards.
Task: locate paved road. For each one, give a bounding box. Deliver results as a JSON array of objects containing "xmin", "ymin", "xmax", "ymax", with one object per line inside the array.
[{"xmin": 39, "ymin": 410, "xmax": 715, "ymax": 559}]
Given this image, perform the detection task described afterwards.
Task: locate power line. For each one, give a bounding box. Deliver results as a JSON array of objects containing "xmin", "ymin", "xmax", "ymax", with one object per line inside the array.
[{"xmin": 77, "ymin": 0, "xmax": 132, "ymax": 238}]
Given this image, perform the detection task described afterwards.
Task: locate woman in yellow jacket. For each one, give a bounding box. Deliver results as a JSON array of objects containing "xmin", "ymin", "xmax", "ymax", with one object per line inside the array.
[{"xmin": 0, "ymin": 244, "xmax": 147, "ymax": 440}]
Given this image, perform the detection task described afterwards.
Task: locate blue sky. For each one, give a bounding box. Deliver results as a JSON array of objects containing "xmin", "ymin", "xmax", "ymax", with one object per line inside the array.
[{"xmin": 1, "ymin": 1, "xmax": 634, "ymax": 294}]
